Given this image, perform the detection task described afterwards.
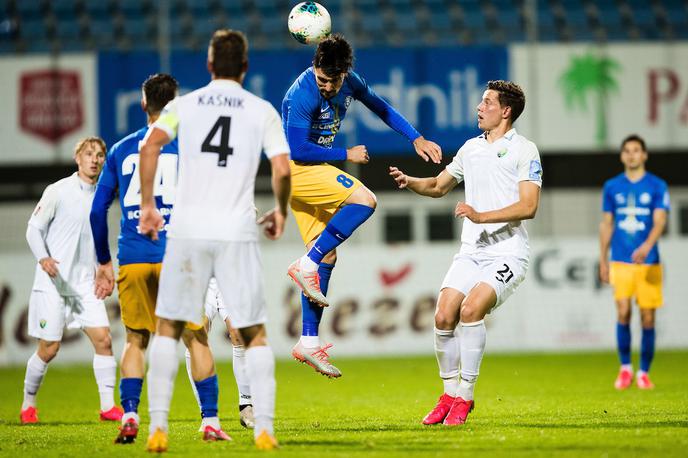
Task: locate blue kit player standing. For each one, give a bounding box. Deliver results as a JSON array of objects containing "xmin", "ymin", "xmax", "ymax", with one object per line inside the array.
[
  {"xmin": 599, "ymin": 134, "xmax": 669, "ymax": 390},
  {"xmin": 90, "ymin": 74, "xmax": 234, "ymax": 444},
  {"xmin": 282, "ymin": 34, "xmax": 442, "ymax": 378}
]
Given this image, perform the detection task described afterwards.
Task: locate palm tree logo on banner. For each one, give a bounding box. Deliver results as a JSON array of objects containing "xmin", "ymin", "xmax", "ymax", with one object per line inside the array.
[{"xmin": 559, "ymin": 52, "xmax": 621, "ymax": 148}]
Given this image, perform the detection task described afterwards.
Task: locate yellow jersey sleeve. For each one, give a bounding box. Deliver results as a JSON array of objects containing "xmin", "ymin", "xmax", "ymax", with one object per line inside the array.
[{"xmin": 152, "ymin": 98, "xmax": 180, "ymax": 141}]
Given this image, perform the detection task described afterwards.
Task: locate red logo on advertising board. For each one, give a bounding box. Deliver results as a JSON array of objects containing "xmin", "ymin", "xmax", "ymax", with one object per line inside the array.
[{"xmin": 19, "ymin": 70, "xmax": 84, "ymax": 143}]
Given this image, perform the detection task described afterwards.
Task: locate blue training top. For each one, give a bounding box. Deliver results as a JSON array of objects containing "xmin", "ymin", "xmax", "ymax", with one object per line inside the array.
[
  {"xmin": 281, "ymin": 66, "xmax": 420, "ymax": 162},
  {"xmin": 90, "ymin": 126, "xmax": 178, "ymax": 266},
  {"xmin": 602, "ymin": 172, "xmax": 670, "ymax": 264}
]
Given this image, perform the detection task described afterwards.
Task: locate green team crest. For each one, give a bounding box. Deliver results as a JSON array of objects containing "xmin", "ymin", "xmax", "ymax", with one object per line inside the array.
[{"xmin": 497, "ymin": 148, "xmax": 508, "ymax": 158}]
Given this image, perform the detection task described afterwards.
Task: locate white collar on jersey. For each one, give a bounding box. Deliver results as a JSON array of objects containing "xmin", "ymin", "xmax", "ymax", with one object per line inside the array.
[
  {"xmin": 209, "ymin": 79, "xmax": 242, "ymax": 88},
  {"xmin": 480, "ymin": 128, "xmax": 517, "ymax": 142}
]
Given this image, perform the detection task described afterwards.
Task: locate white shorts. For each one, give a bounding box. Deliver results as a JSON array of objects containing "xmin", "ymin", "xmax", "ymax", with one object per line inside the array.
[
  {"xmin": 157, "ymin": 238, "xmax": 267, "ymax": 329},
  {"xmin": 440, "ymin": 252, "xmax": 528, "ymax": 310},
  {"xmin": 204, "ymin": 278, "xmax": 230, "ymax": 323},
  {"xmin": 28, "ymin": 288, "xmax": 110, "ymax": 341}
]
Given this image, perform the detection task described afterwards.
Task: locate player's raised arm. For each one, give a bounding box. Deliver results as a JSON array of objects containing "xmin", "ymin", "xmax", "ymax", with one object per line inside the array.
[
  {"xmin": 354, "ymin": 72, "xmax": 441, "ymax": 164},
  {"xmin": 389, "ymin": 166, "xmax": 456, "ymax": 198}
]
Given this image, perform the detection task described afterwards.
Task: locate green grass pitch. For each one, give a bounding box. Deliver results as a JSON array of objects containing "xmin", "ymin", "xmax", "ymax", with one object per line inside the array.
[{"xmin": 1, "ymin": 351, "xmax": 687, "ymax": 457}]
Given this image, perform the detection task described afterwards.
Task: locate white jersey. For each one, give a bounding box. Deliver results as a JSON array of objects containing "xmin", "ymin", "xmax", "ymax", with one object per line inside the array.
[
  {"xmin": 153, "ymin": 79, "xmax": 289, "ymax": 241},
  {"xmin": 446, "ymin": 128, "xmax": 542, "ymax": 259},
  {"xmin": 28, "ymin": 173, "xmax": 98, "ymax": 296}
]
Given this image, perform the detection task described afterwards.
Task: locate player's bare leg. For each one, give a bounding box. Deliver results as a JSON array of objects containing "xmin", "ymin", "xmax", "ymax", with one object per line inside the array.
[
  {"xmin": 238, "ymin": 324, "xmax": 278, "ymax": 450},
  {"xmin": 443, "ymin": 283, "xmax": 496, "ymax": 426},
  {"xmin": 182, "ymin": 327, "xmax": 231, "ymax": 441},
  {"xmin": 423, "ymin": 288, "xmax": 464, "ymax": 425},
  {"xmin": 288, "ymin": 186, "xmax": 376, "ymax": 307},
  {"xmin": 83, "ymin": 326, "xmax": 122, "ymax": 422},
  {"xmin": 146, "ymin": 318, "xmax": 185, "ymax": 453},
  {"xmin": 20, "ymin": 339, "xmax": 60, "ymax": 424},
  {"xmin": 225, "ymin": 322, "xmax": 255, "ymax": 428},
  {"xmin": 637, "ymin": 308, "xmax": 656, "ymax": 389},
  {"xmin": 115, "ymin": 328, "xmax": 149, "ymax": 443},
  {"xmin": 614, "ymin": 298, "xmax": 633, "ymax": 390}
]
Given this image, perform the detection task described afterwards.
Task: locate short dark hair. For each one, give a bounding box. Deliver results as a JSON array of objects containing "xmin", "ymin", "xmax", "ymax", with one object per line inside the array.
[
  {"xmin": 487, "ymin": 80, "xmax": 526, "ymax": 123},
  {"xmin": 621, "ymin": 134, "xmax": 647, "ymax": 152},
  {"xmin": 209, "ymin": 29, "xmax": 248, "ymax": 78},
  {"xmin": 142, "ymin": 73, "xmax": 178, "ymax": 114},
  {"xmin": 313, "ymin": 34, "xmax": 353, "ymax": 77}
]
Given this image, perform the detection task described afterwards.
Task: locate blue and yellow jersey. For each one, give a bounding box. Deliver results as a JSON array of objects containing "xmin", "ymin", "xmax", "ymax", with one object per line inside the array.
[
  {"xmin": 281, "ymin": 66, "xmax": 420, "ymax": 163},
  {"xmin": 602, "ymin": 172, "xmax": 669, "ymax": 264},
  {"xmin": 90, "ymin": 126, "xmax": 178, "ymax": 266}
]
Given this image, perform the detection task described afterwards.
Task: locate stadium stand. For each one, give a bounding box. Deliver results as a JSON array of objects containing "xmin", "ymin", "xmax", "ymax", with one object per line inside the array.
[{"xmin": 1, "ymin": 0, "xmax": 688, "ymax": 53}]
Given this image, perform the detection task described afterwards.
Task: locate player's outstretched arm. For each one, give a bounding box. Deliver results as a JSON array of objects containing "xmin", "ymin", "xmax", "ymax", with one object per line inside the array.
[
  {"xmin": 389, "ymin": 166, "xmax": 456, "ymax": 198},
  {"xmin": 599, "ymin": 212, "xmax": 614, "ymax": 283},
  {"xmin": 258, "ymin": 153, "xmax": 291, "ymax": 240},
  {"xmin": 456, "ymin": 181, "xmax": 540, "ymax": 223},
  {"xmin": 139, "ymin": 127, "xmax": 169, "ymax": 240},
  {"xmin": 412, "ymin": 136, "xmax": 442, "ymax": 164}
]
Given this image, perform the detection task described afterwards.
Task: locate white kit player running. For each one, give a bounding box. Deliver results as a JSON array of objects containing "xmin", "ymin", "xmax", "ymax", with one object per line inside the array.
[
  {"xmin": 20, "ymin": 137, "xmax": 123, "ymax": 425},
  {"xmin": 138, "ymin": 30, "xmax": 291, "ymax": 453},
  {"xmin": 389, "ymin": 80, "xmax": 542, "ymax": 426}
]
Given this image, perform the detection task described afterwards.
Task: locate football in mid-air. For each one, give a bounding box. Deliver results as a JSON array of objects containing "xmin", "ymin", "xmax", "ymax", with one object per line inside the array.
[{"xmin": 288, "ymin": 2, "xmax": 331, "ymax": 44}]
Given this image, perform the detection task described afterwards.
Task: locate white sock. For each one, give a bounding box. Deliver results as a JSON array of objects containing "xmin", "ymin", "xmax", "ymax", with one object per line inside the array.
[
  {"xmin": 299, "ymin": 335, "xmax": 320, "ymax": 348},
  {"xmin": 299, "ymin": 254, "xmax": 318, "ymax": 272},
  {"xmin": 22, "ymin": 352, "xmax": 48, "ymax": 410},
  {"xmin": 201, "ymin": 416, "xmax": 221, "ymax": 430},
  {"xmin": 93, "ymin": 354, "xmax": 117, "ymax": 411},
  {"xmin": 185, "ymin": 348, "xmax": 202, "ymax": 413},
  {"xmin": 147, "ymin": 335, "xmax": 179, "ymax": 434},
  {"xmin": 122, "ymin": 411, "xmax": 140, "ymax": 425},
  {"xmin": 232, "ymin": 345, "xmax": 252, "ymax": 406},
  {"xmin": 622, "ymin": 364, "xmax": 633, "ymax": 372},
  {"xmin": 457, "ymin": 320, "xmax": 486, "ymax": 401},
  {"xmin": 434, "ymin": 327, "xmax": 460, "ymax": 397},
  {"xmin": 246, "ymin": 345, "xmax": 276, "ymax": 439}
]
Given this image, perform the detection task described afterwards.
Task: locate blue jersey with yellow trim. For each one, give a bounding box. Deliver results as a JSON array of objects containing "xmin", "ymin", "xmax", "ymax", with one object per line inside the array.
[
  {"xmin": 92, "ymin": 126, "xmax": 178, "ymax": 265},
  {"xmin": 602, "ymin": 172, "xmax": 669, "ymax": 264}
]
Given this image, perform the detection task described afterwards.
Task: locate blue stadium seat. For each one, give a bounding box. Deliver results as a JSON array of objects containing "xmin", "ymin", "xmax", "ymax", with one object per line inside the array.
[
  {"xmin": 122, "ymin": 17, "xmax": 151, "ymax": 42},
  {"xmin": 17, "ymin": 1, "xmax": 43, "ymax": 19},
  {"xmin": 254, "ymin": 0, "xmax": 280, "ymax": 15},
  {"xmin": 394, "ymin": 10, "xmax": 418, "ymax": 34},
  {"xmin": 429, "ymin": 11, "xmax": 452, "ymax": 31},
  {"xmin": 217, "ymin": 0, "xmax": 245, "ymax": 16},
  {"xmin": 119, "ymin": 0, "xmax": 147, "ymax": 17},
  {"xmin": 52, "ymin": 0, "xmax": 80, "ymax": 20},
  {"xmin": 187, "ymin": 0, "xmax": 215, "ymax": 17},
  {"xmin": 18, "ymin": 18, "xmax": 46, "ymax": 42},
  {"xmin": 259, "ymin": 16, "xmax": 284, "ymax": 35},
  {"xmin": 54, "ymin": 17, "xmax": 81, "ymax": 41},
  {"xmin": 462, "ymin": 8, "xmax": 485, "ymax": 29},
  {"xmin": 89, "ymin": 17, "xmax": 116, "ymax": 46}
]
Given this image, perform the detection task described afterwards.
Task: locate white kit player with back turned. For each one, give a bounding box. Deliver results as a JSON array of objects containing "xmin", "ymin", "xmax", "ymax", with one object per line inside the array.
[
  {"xmin": 138, "ymin": 30, "xmax": 291, "ymax": 452},
  {"xmin": 389, "ymin": 80, "xmax": 542, "ymax": 427}
]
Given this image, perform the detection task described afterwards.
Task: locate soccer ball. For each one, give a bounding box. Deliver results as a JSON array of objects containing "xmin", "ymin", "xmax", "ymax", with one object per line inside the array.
[{"xmin": 288, "ymin": 2, "xmax": 331, "ymax": 45}]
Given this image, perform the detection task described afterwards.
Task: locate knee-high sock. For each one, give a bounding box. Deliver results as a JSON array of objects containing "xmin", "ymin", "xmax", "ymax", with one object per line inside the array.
[
  {"xmin": 616, "ymin": 322, "xmax": 632, "ymax": 366},
  {"xmin": 246, "ymin": 345, "xmax": 276, "ymax": 439},
  {"xmin": 93, "ymin": 354, "xmax": 117, "ymax": 411},
  {"xmin": 640, "ymin": 327, "xmax": 656, "ymax": 373},
  {"xmin": 185, "ymin": 349, "xmax": 202, "ymax": 412},
  {"xmin": 457, "ymin": 320, "xmax": 486, "ymax": 401},
  {"xmin": 22, "ymin": 352, "xmax": 48, "ymax": 410},
  {"xmin": 306, "ymin": 204, "xmax": 374, "ymax": 265},
  {"xmin": 147, "ymin": 336, "xmax": 179, "ymax": 434},
  {"xmin": 232, "ymin": 345, "xmax": 252, "ymax": 406},
  {"xmin": 434, "ymin": 327, "xmax": 460, "ymax": 396},
  {"xmin": 301, "ymin": 262, "xmax": 335, "ymax": 340}
]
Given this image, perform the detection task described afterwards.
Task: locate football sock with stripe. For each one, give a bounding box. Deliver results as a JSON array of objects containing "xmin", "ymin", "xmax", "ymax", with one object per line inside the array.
[
  {"xmin": 246, "ymin": 345, "xmax": 276, "ymax": 439},
  {"xmin": 147, "ymin": 335, "xmax": 179, "ymax": 434},
  {"xmin": 93, "ymin": 354, "xmax": 117, "ymax": 411},
  {"xmin": 232, "ymin": 345, "xmax": 252, "ymax": 407},
  {"xmin": 640, "ymin": 327, "xmax": 656, "ymax": 373},
  {"xmin": 457, "ymin": 320, "xmax": 486, "ymax": 401},
  {"xmin": 301, "ymin": 262, "xmax": 335, "ymax": 343},
  {"xmin": 22, "ymin": 352, "xmax": 48, "ymax": 410},
  {"xmin": 434, "ymin": 327, "xmax": 460, "ymax": 397},
  {"xmin": 305, "ymin": 204, "xmax": 374, "ymax": 266},
  {"xmin": 616, "ymin": 322, "xmax": 632, "ymax": 366}
]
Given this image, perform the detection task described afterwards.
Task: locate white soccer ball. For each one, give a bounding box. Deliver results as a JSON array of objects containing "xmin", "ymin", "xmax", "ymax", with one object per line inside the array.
[{"xmin": 288, "ymin": 2, "xmax": 331, "ymax": 45}]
